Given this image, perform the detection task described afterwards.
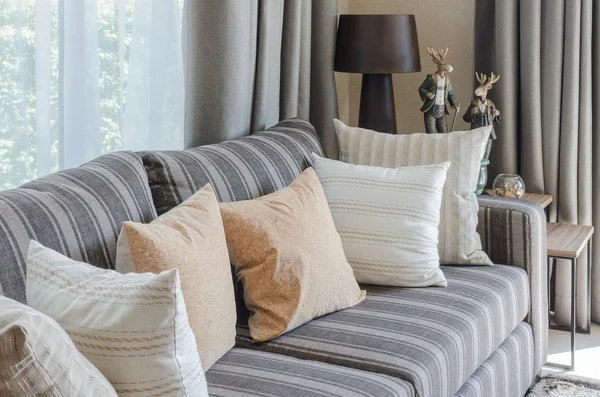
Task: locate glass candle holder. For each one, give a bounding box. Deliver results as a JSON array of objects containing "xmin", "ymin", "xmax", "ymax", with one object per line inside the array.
[{"xmin": 492, "ymin": 174, "xmax": 526, "ymax": 198}]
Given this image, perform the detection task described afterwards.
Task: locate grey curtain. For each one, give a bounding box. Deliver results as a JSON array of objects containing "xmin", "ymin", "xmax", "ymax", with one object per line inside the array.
[
  {"xmin": 475, "ymin": 0, "xmax": 599, "ymax": 326},
  {"xmin": 183, "ymin": 0, "xmax": 339, "ymax": 158}
]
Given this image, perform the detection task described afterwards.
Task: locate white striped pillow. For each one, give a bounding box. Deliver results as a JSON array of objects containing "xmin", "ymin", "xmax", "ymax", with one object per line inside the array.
[
  {"xmin": 334, "ymin": 119, "xmax": 493, "ymax": 266},
  {"xmin": 311, "ymin": 154, "xmax": 450, "ymax": 287},
  {"xmin": 26, "ymin": 240, "xmax": 208, "ymax": 397}
]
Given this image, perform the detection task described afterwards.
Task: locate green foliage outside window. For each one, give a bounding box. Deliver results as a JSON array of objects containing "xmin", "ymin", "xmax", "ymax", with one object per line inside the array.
[{"xmin": 0, "ymin": 0, "xmax": 135, "ymax": 190}]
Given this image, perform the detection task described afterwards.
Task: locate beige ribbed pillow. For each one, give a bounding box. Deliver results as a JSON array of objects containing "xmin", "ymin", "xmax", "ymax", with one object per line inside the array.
[
  {"xmin": 0, "ymin": 295, "xmax": 116, "ymax": 397},
  {"xmin": 220, "ymin": 167, "xmax": 366, "ymax": 342},
  {"xmin": 334, "ymin": 119, "xmax": 493, "ymax": 266},
  {"xmin": 116, "ymin": 184, "xmax": 236, "ymax": 370}
]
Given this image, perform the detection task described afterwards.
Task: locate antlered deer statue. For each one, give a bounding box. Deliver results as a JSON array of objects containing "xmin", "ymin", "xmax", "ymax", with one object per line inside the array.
[
  {"xmin": 463, "ymin": 72, "xmax": 501, "ymax": 160},
  {"xmin": 418, "ymin": 47, "xmax": 460, "ymax": 134},
  {"xmin": 463, "ymin": 72, "xmax": 501, "ymax": 194}
]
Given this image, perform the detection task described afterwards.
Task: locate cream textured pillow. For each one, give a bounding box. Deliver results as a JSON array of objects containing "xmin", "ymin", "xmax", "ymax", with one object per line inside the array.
[
  {"xmin": 0, "ymin": 295, "xmax": 116, "ymax": 397},
  {"xmin": 26, "ymin": 241, "xmax": 209, "ymax": 397},
  {"xmin": 311, "ymin": 153, "xmax": 450, "ymax": 287},
  {"xmin": 334, "ymin": 119, "xmax": 493, "ymax": 266},
  {"xmin": 115, "ymin": 184, "xmax": 236, "ymax": 371},
  {"xmin": 219, "ymin": 167, "xmax": 366, "ymax": 342}
]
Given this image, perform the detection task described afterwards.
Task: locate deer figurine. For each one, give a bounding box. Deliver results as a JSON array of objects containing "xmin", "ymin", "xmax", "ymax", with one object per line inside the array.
[
  {"xmin": 418, "ymin": 47, "xmax": 460, "ymax": 134},
  {"xmin": 463, "ymin": 72, "xmax": 501, "ymax": 155},
  {"xmin": 463, "ymin": 72, "xmax": 501, "ymax": 129},
  {"xmin": 463, "ymin": 72, "xmax": 501, "ymax": 194}
]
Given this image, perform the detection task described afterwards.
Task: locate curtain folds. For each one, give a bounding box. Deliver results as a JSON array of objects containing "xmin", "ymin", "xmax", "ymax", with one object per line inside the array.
[
  {"xmin": 474, "ymin": 0, "xmax": 599, "ymax": 326},
  {"xmin": 183, "ymin": 0, "xmax": 339, "ymax": 157}
]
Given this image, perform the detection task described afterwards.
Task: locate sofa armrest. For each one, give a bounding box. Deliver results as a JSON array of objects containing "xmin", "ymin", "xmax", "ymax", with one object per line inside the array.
[{"xmin": 477, "ymin": 195, "xmax": 548, "ymax": 374}]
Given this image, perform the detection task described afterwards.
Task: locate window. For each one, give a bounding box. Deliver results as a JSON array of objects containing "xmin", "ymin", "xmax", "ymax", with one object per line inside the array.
[{"xmin": 0, "ymin": 0, "xmax": 184, "ymax": 190}]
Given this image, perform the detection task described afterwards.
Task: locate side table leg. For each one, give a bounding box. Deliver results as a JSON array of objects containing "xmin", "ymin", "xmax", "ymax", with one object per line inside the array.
[
  {"xmin": 570, "ymin": 257, "xmax": 576, "ymax": 371},
  {"xmin": 545, "ymin": 255, "xmax": 578, "ymax": 371},
  {"xmin": 587, "ymin": 241, "xmax": 592, "ymax": 334},
  {"xmin": 548, "ymin": 256, "xmax": 552, "ymax": 329}
]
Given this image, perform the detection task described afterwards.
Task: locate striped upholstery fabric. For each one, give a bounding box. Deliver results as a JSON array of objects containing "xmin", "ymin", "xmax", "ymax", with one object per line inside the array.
[
  {"xmin": 207, "ymin": 348, "xmax": 414, "ymax": 397},
  {"xmin": 0, "ymin": 151, "xmax": 157, "ymax": 304},
  {"xmin": 142, "ymin": 118, "xmax": 324, "ymax": 216},
  {"xmin": 477, "ymin": 195, "xmax": 548, "ymax": 374},
  {"xmin": 455, "ymin": 322, "xmax": 534, "ymax": 397},
  {"xmin": 236, "ymin": 265, "xmax": 530, "ymax": 397}
]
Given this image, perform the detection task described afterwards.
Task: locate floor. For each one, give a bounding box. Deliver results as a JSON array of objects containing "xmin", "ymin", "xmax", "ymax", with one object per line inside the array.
[{"xmin": 544, "ymin": 322, "xmax": 600, "ymax": 380}]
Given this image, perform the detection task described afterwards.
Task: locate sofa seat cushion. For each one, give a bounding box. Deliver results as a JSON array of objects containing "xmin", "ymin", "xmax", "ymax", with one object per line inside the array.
[
  {"xmin": 207, "ymin": 348, "xmax": 414, "ymax": 397},
  {"xmin": 236, "ymin": 265, "xmax": 529, "ymax": 397},
  {"xmin": 454, "ymin": 322, "xmax": 534, "ymax": 397}
]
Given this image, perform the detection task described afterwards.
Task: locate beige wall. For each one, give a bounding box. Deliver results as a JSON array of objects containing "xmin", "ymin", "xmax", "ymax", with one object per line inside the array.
[{"xmin": 336, "ymin": 0, "xmax": 475, "ymax": 133}]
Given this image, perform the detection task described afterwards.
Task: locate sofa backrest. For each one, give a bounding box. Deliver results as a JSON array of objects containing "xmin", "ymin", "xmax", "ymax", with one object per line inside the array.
[
  {"xmin": 0, "ymin": 151, "xmax": 157, "ymax": 303},
  {"xmin": 142, "ymin": 118, "xmax": 324, "ymax": 215},
  {"xmin": 0, "ymin": 118, "xmax": 323, "ymax": 322}
]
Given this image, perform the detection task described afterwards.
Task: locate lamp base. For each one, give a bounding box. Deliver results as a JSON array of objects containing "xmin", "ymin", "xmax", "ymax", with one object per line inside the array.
[{"xmin": 358, "ymin": 73, "xmax": 397, "ymax": 134}]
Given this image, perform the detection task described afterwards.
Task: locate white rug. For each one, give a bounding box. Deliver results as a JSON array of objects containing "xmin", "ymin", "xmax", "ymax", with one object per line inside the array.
[{"xmin": 528, "ymin": 375, "xmax": 600, "ymax": 396}]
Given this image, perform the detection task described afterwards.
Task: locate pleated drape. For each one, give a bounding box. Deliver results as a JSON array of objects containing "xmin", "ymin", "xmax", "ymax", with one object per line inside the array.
[
  {"xmin": 183, "ymin": 0, "xmax": 339, "ymax": 157},
  {"xmin": 593, "ymin": 0, "xmax": 600, "ymax": 328},
  {"xmin": 475, "ymin": 0, "xmax": 599, "ymax": 326}
]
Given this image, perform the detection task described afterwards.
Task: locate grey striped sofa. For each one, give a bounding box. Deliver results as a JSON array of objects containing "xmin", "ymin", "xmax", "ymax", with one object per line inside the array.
[{"xmin": 0, "ymin": 118, "xmax": 547, "ymax": 397}]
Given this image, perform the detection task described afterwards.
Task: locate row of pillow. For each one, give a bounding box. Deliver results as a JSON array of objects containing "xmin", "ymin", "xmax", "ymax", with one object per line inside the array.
[
  {"xmin": 4, "ymin": 162, "xmax": 367, "ymax": 396},
  {"xmin": 1, "ymin": 120, "xmax": 492, "ymax": 396}
]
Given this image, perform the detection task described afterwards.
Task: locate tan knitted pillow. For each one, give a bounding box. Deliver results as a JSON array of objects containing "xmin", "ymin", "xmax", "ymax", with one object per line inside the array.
[
  {"xmin": 115, "ymin": 184, "xmax": 236, "ymax": 370},
  {"xmin": 219, "ymin": 167, "xmax": 366, "ymax": 342}
]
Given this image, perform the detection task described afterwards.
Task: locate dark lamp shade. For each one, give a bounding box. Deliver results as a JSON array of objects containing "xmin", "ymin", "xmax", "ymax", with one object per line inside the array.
[{"xmin": 335, "ymin": 14, "xmax": 421, "ymax": 74}]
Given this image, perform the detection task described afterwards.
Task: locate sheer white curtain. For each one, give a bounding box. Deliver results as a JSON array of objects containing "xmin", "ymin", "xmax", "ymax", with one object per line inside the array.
[{"xmin": 0, "ymin": 0, "xmax": 184, "ymax": 190}]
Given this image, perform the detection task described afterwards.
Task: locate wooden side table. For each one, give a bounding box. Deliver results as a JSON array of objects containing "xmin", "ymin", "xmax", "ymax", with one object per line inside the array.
[
  {"xmin": 545, "ymin": 222, "xmax": 594, "ymax": 371},
  {"xmin": 520, "ymin": 192, "xmax": 554, "ymax": 210}
]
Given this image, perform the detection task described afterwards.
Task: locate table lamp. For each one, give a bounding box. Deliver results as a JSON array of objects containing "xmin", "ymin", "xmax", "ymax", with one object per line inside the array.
[{"xmin": 335, "ymin": 14, "xmax": 421, "ymax": 134}]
